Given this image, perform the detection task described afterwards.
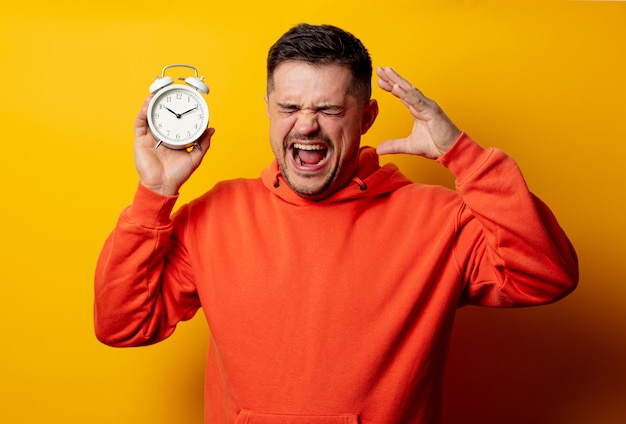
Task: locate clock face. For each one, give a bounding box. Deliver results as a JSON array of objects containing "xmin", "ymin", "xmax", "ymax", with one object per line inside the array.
[{"xmin": 147, "ymin": 85, "xmax": 209, "ymax": 149}]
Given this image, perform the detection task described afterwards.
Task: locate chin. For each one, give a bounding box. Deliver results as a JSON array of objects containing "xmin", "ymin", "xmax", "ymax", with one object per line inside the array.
[{"xmin": 284, "ymin": 173, "xmax": 334, "ymax": 200}]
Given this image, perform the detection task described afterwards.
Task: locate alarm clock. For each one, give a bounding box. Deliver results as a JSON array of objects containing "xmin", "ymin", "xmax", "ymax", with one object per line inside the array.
[{"xmin": 147, "ymin": 64, "xmax": 210, "ymax": 149}]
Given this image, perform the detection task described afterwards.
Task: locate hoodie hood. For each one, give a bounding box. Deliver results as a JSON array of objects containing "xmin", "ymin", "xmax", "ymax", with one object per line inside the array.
[{"xmin": 261, "ymin": 146, "xmax": 413, "ymax": 206}]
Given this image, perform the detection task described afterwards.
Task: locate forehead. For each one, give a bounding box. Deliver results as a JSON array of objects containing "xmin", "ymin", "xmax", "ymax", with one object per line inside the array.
[{"xmin": 270, "ymin": 61, "xmax": 353, "ymax": 103}]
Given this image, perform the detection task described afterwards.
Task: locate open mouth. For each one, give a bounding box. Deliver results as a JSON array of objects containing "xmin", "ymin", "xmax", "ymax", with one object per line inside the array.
[{"xmin": 292, "ymin": 143, "xmax": 329, "ymax": 168}]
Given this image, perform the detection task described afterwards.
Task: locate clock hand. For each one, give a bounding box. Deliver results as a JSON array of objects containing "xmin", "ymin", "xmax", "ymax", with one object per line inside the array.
[
  {"xmin": 165, "ymin": 107, "xmax": 182, "ymax": 118},
  {"xmin": 179, "ymin": 105, "xmax": 199, "ymax": 116}
]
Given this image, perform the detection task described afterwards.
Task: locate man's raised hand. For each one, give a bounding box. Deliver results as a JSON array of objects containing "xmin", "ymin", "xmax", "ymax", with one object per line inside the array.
[{"xmin": 376, "ymin": 66, "xmax": 461, "ymax": 159}]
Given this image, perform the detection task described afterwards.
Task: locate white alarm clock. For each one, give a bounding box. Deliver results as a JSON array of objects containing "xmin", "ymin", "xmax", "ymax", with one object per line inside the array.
[{"xmin": 147, "ymin": 64, "xmax": 210, "ymax": 149}]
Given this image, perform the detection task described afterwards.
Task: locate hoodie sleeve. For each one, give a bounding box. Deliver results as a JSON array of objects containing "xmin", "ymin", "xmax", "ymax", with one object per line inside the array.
[
  {"xmin": 93, "ymin": 184, "xmax": 201, "ymax": 347},
  {"xmin": 437, "ymin": 133, "xmax": 578, "ymax": 307}
]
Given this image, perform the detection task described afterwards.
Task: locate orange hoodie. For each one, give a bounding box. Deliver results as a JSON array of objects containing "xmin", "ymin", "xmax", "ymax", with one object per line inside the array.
[{"xmin": 94, "ymin": 133, "xmax": 578, "ymax": 424}]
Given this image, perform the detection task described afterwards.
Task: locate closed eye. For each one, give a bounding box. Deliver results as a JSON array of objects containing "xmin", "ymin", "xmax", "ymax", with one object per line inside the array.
[
  {"xmin": 319, "ymin": 106, "xmax": 344, "ymax": 117},
  {"xmin": 275, "ymin": 103, "xmax": 344, "ymax": 117},
  {"xmin": 277, "ymin": 103, "xmax": 300, "ymax": 115}
]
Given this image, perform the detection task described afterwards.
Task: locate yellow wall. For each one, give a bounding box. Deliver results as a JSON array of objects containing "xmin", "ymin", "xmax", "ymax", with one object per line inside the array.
[{"xmin": 1, "ymin": 1, "xmax": 624, "ymax": 422}]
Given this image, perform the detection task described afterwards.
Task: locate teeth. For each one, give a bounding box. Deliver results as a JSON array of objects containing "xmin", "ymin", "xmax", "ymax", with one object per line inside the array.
[
  {"xmin": 293, "ymin": 143, "xmax": 325, "ymax": 151},
  {"xmin": 293, "ymin": 143, "xmax": 328, "ymax": 166}
]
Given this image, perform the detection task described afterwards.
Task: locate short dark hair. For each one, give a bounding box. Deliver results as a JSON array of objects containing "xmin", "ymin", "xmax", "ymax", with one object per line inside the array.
[{"xmin": 267, "ymin": 23, "xmax": 372, "ymax": 106}]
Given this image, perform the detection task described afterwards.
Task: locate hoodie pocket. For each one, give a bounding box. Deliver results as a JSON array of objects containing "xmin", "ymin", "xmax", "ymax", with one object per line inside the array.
[{"xmin": 235, "ymin": 409, "xmax": 360, "ymax": 424}]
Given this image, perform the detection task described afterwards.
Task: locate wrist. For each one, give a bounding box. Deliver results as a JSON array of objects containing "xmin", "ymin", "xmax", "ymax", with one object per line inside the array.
[
  {"xmin": 139, "ymin": 180, "xmax": 179, "ymax": 197},
  {"xmin": 433, "ymin": 128, "xmax": 463, "ymax": 158}
]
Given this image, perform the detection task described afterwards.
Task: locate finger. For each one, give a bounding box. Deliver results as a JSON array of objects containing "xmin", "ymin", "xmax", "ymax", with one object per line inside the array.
[
  {"xmin": 376, "ymin": 66, "xmax": 394, "ymax": 93},
  {"xmin": 377, "ymin": 66, "xmax": 413, "ymax": 94},
  {"xmin": 377, "ymin": 67, "xmax": 432, "ymax": 114},
  {"xmin": 195, "ymin": 127, "xmax": 215, "ymax": 153},
  {"xmin": 134, "ymin": 96, "xmax": 153, "ymax": 139},
  {"xmin": 186, "ymin": 127, "xmax": 214, "ymax": 163},
  {"xmin": 383, "ymin": 67, "xmax": 413, "ymax": 90}
]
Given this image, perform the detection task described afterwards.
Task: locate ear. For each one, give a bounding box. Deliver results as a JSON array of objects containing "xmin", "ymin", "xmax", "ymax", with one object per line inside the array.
[
  {"xmin": 264, "ymin": 94, "xmax": 270, "ymax": 119},
  {"xmin": 360, "ymin": 99, "xmax": 378, "ymax": 135}
]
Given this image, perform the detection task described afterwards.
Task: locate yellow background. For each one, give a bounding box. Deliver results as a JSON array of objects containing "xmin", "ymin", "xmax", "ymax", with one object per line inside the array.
[{"xmin": 1, "ymin": 1, "xmax": 625, "ymax": 423}]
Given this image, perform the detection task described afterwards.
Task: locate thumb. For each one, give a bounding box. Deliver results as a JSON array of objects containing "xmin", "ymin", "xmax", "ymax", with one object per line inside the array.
[{"xmin": 376, "ymin": 137, "xmax": 409, "ymax": 156}]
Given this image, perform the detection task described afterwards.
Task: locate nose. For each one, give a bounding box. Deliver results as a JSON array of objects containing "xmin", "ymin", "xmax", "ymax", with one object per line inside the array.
[{"xmin": 295, "ymin": 110, "xmax": 320, "ymax": 135}]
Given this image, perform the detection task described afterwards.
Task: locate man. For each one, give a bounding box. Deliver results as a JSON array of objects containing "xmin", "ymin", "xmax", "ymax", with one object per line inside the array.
[{"xmin": 95, "ymin": 24, "xmax": 578, "ymax": 424}]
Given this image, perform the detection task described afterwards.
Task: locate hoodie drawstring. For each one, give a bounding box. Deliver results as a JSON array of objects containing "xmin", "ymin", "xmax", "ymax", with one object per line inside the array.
[
  {"xmin": 352, "ymin": 177, "xmax": 368, "ymax": 191},
  {"xmin": 273, "ymin": 173, "xmax": 282, "ymax": 188}
]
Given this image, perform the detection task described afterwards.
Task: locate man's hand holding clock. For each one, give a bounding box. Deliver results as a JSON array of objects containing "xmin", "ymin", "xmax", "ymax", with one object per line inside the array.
[{"xmin": 134, "ymin": 96, "xmax": 214, "ymax": 197}]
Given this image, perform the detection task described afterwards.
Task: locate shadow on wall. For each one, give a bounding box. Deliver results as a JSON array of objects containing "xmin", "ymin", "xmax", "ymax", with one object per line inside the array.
[
  {"xmin": 443, "ymin": 294, "xmax": 626, "ymax": 424},
  {"xmin": 391, "ymin": 128, "xmax": 626, "ymax": 423}
]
